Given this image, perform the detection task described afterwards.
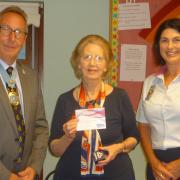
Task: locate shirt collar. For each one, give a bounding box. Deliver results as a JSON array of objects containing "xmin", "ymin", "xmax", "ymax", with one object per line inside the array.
[
  {"xmin": 155, "ymin": 65, "xmax": 180, "ymax": 82},
  {"xmin": 0, "ymin": 59, "xmax": 16, "ymax": 70}
]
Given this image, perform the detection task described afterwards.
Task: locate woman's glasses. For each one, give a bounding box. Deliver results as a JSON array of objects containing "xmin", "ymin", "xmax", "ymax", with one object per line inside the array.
[{"xmin": 81, "ymin": 54, "xmax": 105, "ymax": 64}]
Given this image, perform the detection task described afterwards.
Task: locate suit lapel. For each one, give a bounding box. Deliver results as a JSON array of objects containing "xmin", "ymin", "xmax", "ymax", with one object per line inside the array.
[
  {"xmin": 17, "ymin": 63, "xmax": 30, "ymax": 129},
  {"xmin": 0, "ymin": 77, "xmax": 18, "ymax": 136}
]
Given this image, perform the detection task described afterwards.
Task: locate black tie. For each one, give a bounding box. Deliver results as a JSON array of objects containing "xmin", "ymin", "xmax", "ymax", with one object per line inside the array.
[
  {"xmin": 6, "ymin": 66, "xmax": 26, "ymax": 163},
  {"xmin": 6, "ymin": 66, "xmax": 13, "ymax": 76}
]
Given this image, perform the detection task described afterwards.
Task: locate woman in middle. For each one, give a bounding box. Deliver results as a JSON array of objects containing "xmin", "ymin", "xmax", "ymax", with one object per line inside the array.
[{"xmin": 49, "ymin": 34, "xmax": 139, "ymax": 180}]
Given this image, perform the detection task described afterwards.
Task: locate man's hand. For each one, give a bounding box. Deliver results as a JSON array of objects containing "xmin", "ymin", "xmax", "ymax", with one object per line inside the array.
[
  {"xmin": 9, "ymin": 173, "xmax": 21, "ymax": 180},
  {"xmin": 18, "ymin": 167, "xmax": 36, "ymax": 180}
]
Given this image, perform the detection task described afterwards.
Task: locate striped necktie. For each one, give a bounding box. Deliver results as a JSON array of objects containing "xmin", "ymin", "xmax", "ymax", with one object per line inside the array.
[{"xmin": 6, "ymin": 66, "xmax": 26, "ymax": 163}]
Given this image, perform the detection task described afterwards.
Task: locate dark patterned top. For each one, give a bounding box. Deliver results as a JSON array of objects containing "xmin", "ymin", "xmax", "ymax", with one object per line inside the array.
[{"xmin": 49, "ymin": 87, "xmax": 139, "ymax": 180}]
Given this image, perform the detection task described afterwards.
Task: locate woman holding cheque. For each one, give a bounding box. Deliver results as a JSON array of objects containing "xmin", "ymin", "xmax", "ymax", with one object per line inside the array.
[{"xmin": 49, "ymin": 34, "xmax": 139, "ymax": 180}]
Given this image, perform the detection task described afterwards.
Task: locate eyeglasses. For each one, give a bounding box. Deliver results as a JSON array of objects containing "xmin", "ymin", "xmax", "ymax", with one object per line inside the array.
[
  {"xmin": 81, "ymin": 54, "xmax": 105, "ymax": 64},
  {"xmin": 0, "ymin": 24, "xmax": 27, "ymax": 39}
]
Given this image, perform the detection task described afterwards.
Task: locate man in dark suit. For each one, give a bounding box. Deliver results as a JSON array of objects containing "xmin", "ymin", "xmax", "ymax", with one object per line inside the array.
[{"xmin": 0, "ymin": 6, "xmax": 49, "ymax": 180}]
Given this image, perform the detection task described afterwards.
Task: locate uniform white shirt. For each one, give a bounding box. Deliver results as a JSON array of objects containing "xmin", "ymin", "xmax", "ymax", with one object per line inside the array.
[
  {"xmin": 0, "ymin": 59, "xmax": 24, "ymax": 116},
  {"xmin": 136, "ymin": 70, "xmax": 180, "ymax": 150}
]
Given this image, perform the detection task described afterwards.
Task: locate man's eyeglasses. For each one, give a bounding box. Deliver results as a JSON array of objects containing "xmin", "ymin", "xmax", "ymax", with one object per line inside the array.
[{"xmin": 0, "ymin": 24, "xmax": 27, "ymax": 39}]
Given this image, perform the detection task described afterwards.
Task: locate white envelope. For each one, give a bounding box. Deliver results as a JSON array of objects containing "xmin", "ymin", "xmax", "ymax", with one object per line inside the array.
[{"xmin": 75, "ymin": 107, "xmax": 106, "ymax": 131}]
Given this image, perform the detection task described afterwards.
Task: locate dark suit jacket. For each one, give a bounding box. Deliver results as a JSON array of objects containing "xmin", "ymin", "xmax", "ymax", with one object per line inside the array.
[{"xmin": 0, "ymin": 61, "xmax": 49, "ymax": 180}]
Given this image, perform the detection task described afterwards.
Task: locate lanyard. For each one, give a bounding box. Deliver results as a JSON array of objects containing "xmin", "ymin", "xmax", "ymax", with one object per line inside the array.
[{"xmin": 0, "ymin": 63, "xmax": 17, "ymax": 88}]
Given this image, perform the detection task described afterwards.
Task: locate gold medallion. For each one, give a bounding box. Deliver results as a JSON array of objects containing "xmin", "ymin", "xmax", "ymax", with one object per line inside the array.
[
  {"xmin": 9, "ymin": 79, "xmax": 15, "ymax": 84},
  {"xmin": 8, "ymin": 91, "xmax": 20, "ymax": 106}
]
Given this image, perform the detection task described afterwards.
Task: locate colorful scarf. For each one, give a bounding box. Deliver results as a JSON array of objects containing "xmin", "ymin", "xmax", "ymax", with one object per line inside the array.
[{"xmin": 79, "ymin": 82, "xmax": 105, "ymax": 176}]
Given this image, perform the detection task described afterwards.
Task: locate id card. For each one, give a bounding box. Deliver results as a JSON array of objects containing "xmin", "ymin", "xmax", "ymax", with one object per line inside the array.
[{"xmin": 75, "ymin": 107, "xmax": 106, "ymax": 131}]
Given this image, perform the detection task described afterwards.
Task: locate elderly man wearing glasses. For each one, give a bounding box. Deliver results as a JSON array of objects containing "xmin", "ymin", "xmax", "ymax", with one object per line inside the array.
[{"xmin": 0, "ymin": 6, "xmax": 48, "ymax": 180}]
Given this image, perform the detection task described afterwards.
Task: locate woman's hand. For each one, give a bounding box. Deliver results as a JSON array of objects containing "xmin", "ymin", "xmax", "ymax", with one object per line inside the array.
[
  {"xmin": 163, "ymin": 159, "xmax": 180, "ymax": 180},
  {"xmin": 50, "ymin": 116, "xmax": 78, "ymax": 156},
  {"xmin": 63, "ymin": 116, "xmax": 77, "ymax": 140},
  {"xmin": 151, "ymin": 161, "xmax": 175, "ymax": 180},
  {"xmin": 96, "ymin": 143, "xmax": 124, "ymax": 166}
]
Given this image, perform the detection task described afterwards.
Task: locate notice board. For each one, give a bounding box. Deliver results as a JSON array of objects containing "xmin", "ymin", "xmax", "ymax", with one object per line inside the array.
[{"xmin": 109, "ymin": 0, "xmax": 180, "ymax": 110}]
